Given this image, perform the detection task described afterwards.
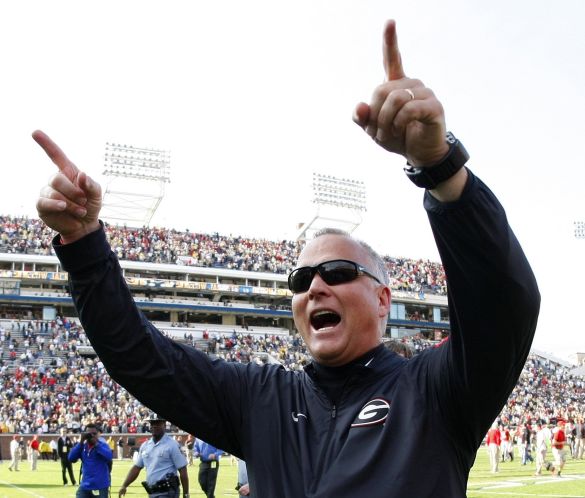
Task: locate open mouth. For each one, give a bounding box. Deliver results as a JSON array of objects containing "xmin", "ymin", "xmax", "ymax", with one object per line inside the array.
[{"xmin": 311, "ymin": 310, "xmax": 341, "ymax": 331}]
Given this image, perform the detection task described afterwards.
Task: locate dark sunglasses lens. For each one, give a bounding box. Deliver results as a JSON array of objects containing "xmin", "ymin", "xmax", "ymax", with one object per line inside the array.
[
  {"xmin": 289, "ymin": 267, "xmax": 314, "ymax": 293},
  {"xmin": 320, "ymin": 261, "xmax": 358, "ymax": 285}
]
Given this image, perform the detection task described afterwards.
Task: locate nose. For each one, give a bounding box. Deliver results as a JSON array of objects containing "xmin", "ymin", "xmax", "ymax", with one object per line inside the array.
[{"xmin": 307, "ymin": 271, "xmax": 330, "ymax": 297}]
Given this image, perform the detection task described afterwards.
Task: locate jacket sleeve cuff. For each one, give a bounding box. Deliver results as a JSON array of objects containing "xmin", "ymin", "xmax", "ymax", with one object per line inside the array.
[
  {"xmin": 423, "ymin": 168, "xmax": 478, "ymax": 213},
  {"xmin": 53, "ymin": 221, "xmax": 112, "ymax": 273}
]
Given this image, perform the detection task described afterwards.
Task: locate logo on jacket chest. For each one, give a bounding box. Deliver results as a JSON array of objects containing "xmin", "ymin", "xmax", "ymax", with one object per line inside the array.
[{"xmin": 350, "ymin": 398, "xmax": 391, "ymax": 428}]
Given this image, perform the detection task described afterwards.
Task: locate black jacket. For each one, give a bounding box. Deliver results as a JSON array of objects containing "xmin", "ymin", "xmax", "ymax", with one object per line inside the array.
[
  {"xmin": 54, "ymin": 171, "xmax": 540, "ymax": 497},
  {"xmin": 57, "ymin": 435, "xmax": 75, "ymax": 460}
]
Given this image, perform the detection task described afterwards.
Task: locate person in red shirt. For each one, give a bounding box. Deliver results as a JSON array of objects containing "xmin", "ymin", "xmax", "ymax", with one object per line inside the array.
[
  {"xmin": 552, "ymin": 420, "xmax": 567, "ymax": 476},
  {"xmin": 486, "ymin": 423, "xmax": 501, "ymax": 473},
  {"xmin": 28, "ymin": 435, "xmax": 40, "ymax": 471}
]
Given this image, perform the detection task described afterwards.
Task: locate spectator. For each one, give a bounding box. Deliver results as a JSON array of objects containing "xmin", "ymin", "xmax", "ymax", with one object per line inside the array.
[
  {"xmin": 551, "ymin": 420, "xmax": 568, "ymax": 477},
  {"xmin": 486, "ymin": 423, "xmax": 501, "ymax": 473},
  {"xmin": 8, "ymin": 435, "xmax": 21, "ymax": 471},
  {"xmin": 68, "ymin": 423, "xmax": 113, "ymax": 498},
  {"xmin": 28, "ymin": 434, "xmax": 40, "ymax": 470}
]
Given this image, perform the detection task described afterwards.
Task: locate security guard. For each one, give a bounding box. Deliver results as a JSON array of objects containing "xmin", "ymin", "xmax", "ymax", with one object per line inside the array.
[{"xmin": 118, "ymin": 413, "xmax": 189, "ymax": 498}]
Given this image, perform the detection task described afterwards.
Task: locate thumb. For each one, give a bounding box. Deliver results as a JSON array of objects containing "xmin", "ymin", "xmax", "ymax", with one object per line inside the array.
[{"xmin": 352, "ymin": 102, "xmax": 370, "ymax": 129}]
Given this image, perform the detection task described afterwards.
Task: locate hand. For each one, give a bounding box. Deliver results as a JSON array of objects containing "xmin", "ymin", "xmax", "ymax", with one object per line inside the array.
[
  {"xmin": 33, "ymin": 130, "xmax": 102, "ymax": 243},
  {"xmin": 118, "ymin": 486, "xmax": 127, "ymax": 497},
  {"xmin": 239, "ymin": 483, "xmax": 250, "ymax": 495},
  {"xmin": 353, "ymin": 20, "xmax": 448, "ymax": 166}
]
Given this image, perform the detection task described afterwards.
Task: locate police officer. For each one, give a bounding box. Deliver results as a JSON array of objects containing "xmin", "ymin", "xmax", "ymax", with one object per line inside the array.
[{"xmin": 118, "ymin": 413, "xmax": 189, "ymax": 498}]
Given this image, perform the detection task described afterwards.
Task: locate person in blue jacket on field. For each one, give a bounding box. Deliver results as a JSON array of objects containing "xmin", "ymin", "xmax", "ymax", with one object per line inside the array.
[{"xmin": 69, "ymin": 423, "xmax": 113, "ymax": 498}]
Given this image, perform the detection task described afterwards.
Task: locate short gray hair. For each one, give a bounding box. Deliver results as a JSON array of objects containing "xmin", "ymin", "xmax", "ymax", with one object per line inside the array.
[{"xmin": 312, "ymin": 228, "xmax": 389, "ymax": 286}]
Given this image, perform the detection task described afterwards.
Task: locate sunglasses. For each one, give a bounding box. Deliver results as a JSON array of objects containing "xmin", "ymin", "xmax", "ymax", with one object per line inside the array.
[{"xmin": 288, "ymin": 259, "xmax": 382, "ymax": 294}]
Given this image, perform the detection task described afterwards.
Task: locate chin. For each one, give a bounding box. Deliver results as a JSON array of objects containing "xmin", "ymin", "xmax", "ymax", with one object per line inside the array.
[{"xmin": 311, "ymin": 346, "xmax": 346, "ymax": 366}]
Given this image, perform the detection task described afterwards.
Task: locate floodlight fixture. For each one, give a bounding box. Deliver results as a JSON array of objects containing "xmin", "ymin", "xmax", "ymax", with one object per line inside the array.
[
  {"xmin": 104, "ymin": 143, "xmax": 171, "ymax": 183},
  {"xmin": 101, "ymin": 142, "xmax": 171, "ymax": 226},
  {"xmin": 312, "ymin": 172, "xmax": 367, "ymax": 212},
  {"xmin": 296, "ymin": 172, "xmax": 367, "ymax": 241}
]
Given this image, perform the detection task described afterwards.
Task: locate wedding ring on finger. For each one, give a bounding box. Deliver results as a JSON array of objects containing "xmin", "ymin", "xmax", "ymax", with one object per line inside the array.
[{"xmin": 404, "ymin": 88, "xmax": 415, "ymax": 101}]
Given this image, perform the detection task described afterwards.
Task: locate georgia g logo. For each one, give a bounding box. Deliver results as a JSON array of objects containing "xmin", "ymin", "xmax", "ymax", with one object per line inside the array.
[{"xmin": 350, "ymin": 398, "xmax": 390, "ymax": 428}]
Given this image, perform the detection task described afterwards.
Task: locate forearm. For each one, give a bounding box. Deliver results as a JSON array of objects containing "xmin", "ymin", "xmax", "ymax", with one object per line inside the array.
[
  {"xmin": 179, "ymin": 467, "xmax": 189, "ymax": 494},
  {"xmin": 121, "ymin": 466, "xmax": 141, "ymax": 488},
  {"xmin": 428, "ymin": 167, "xmax": 468, "ymax": 202},
  {"xmin": 425, "ymin": 171, "xmax": 540, "ymax": 437},
  {"xmin": 53, "ymin": 227, "xmax": 245, "ymax": 451}
]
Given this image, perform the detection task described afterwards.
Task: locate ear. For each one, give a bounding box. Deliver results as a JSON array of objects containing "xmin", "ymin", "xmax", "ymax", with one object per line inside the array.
[{"xmin": 377, "ymin": 285, "xmax": 392, "ymax": 318}]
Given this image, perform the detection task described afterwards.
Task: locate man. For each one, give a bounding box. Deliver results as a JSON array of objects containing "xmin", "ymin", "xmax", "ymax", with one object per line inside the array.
[
  {"xmin": 117, "ymin": 437, "xmax": 125, "ymax": 460},
  {"xmin": 236, "ymin": 459, "xmax": 251, "ymax": 497},
  {"xmin": 119, "ymin": 413, "xmax": 189, "ymax": 498},
  {"xmin": 28, "ymin": 435, "xmax": 40, "ymax": 470},
  {"xmin": 50, "ymin": 438, "xmax": 59, "ymax": 461},
  {"xmin": 194, "ymin": 439, "xmax": 221, "ymax": 498},
  {"xmin": 33, "ymin": 19, "xmax": 540, "ymax": 497},
  {"xmin": 486, "ymin": 423, "xmax": 501, "ymax": 473},
  {"xmin": 58, "ymin": 427, "xmax": 77, "ymax": 486},
  {"xmin": 576, "ymin": 417, "xmax": 585, "ymax": 460},
  {"xmin": 8, "ymin": 435, "xmax": 21, "ymax": 472},
  {"xmin": 520, "ymin": 422, "xmax": 534, "ymax": 465},
  {"xmin": 551, "ymin": 420, "xmax": 568, "ymax": 476},
  {"xmin": 69, "ymin": 424, "xmax": 113, "ymax": 498},
  {"xmin": 534, "ymin": 422, "xmax": 554, "ymax": 476},
  {"xmin": 185, "ymin": 434, "xmax": 195, "ymax": 466}
]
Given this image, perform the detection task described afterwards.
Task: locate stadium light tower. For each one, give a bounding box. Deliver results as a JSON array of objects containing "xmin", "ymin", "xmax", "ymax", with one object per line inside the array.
[
  {"xmin": 101, "ymin": 142, "xmax": 171, "ymax": 227},
  {"xmin": 295, "ymin": 173, "xmax": 367, "ymax": 241},
  {"xmin": 574, "ymin": 221, "xmax": 585, "ymax": 239}
]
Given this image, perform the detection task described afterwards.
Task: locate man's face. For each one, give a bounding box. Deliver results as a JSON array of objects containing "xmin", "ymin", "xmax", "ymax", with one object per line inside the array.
[
  {"xmin": 85, "ymin": 429, "xmax": 99, "ymax": 444},
  {"xmin": 291, "ymin": 234, "xmax": 390, "ymax": 366},
  {"xmin": 149, "ymin": 420, "xmax": 166, "ymax": 437}
]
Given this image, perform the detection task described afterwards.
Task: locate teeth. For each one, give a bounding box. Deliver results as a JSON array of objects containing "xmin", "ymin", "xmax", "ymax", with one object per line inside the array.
[{"xmin": 313, "ymin": 310, "xmax": 334, "ymax": 317}]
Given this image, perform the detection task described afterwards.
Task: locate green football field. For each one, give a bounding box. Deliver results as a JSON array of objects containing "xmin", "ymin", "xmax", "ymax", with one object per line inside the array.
[{"xmin": 1, "ymin": 450, "xmax": 584, "ymax": 497}]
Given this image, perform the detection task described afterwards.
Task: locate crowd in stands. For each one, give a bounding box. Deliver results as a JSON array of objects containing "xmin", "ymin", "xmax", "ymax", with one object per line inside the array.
[
  {"xmin": 1, "ymin": 318, "xmax": 583, "ymax": 439},
  {"xmin": 0, "ymin": 319, "xmax": 314, "ymax": 435},
  {"xmin": 0, "ymin": 215, "xmax": 447, "ymax": 295},
  {"xmin": 500, "ymin": 354, "xmax": 585, "ymax": 427},
  {"xmin": 2, "ymin": 215, "xmax": 580, "ymax": 441}
]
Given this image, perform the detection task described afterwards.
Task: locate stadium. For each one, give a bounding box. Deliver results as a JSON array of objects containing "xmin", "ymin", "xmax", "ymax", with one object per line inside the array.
[
  {"xmin": 1, "ymin": 203, "xmax": 585, "ymax": 496},
  {"xmin": 1, "ymin": 152, "xmax": 585, "ymax": 496}
]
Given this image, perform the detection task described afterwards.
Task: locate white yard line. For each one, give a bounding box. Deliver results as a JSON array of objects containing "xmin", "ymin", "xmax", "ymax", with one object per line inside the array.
[
  {"xmin": 474, "ymin": 493, "xmax": 585, "ymax": 497},
  {"xmin": 468, "ymin": 473, "xmax": 585, "ymax": 497},
  {"xmin": 0, "ymin": 480, "xmax": 46, "ymax": 498}
]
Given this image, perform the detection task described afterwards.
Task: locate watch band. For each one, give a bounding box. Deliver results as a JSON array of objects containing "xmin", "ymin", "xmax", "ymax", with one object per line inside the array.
[{"xmin": 403, "ymin": 132, "xmax": 469, "ymax": 189}]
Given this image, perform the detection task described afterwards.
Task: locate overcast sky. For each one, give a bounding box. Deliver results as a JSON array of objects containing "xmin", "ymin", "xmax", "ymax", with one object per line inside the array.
[{"xmin": 1, "ymin": 0, "xmax": 584, "ymax": 359}]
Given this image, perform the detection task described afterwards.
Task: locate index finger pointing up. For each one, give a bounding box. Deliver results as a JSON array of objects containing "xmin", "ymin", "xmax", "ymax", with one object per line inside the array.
[
  {"xmin": 383, "ymin": 20, "xmax": 406, "ymax": 81},
  {"xmin": 32, "ymin": 129, "xmax": 80, "ymax": 181}
]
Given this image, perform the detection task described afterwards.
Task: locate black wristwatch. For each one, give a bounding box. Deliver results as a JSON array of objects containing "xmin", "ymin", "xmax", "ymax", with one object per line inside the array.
[{"xmin": 403, "ymin": 132, "xmax": 469, "ymax": 189}]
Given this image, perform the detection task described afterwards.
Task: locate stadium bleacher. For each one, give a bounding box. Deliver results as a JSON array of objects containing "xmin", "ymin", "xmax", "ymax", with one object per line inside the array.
[{"xmin": 0, "ymin": 215, "xmax": 583, "ymax": 442}]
